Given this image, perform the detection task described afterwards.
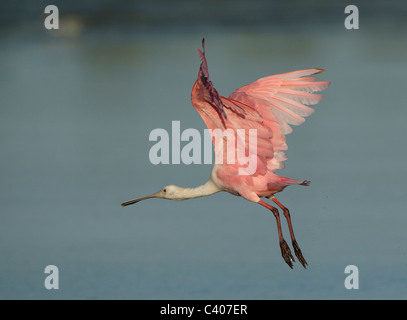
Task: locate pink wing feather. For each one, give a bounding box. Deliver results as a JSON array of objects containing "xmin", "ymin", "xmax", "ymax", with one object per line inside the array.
[
  {"xmin": 191, "ymin": 39, "xmax": 330, "ymax": 176},
  {"xmin": 229, "ymin": 69, "xmax": 330, "ymax": 172}
]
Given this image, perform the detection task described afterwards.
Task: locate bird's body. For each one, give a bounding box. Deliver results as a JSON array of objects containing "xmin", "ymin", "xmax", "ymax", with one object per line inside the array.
[{"xmin": 122, "ymin": 39, "xmax": 330, "ymax": 268}]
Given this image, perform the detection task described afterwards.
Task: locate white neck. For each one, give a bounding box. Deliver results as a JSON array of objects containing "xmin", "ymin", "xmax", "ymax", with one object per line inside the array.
[{"xmin": 172, "ymin": 179, "xmax": 221, "ymax": 200}]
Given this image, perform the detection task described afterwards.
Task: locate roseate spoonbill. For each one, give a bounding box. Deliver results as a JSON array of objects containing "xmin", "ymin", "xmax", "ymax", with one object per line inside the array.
[{"xmin": 122, "ymin": 39, "xmax": 330, "ymax": 268}]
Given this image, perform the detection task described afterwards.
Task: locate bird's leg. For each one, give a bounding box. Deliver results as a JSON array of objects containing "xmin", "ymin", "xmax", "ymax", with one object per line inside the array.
[
  {"xmin": 270, "ymin": 196, "xmax": 308, "ymax": 268},
  {"xmin": 258, "ymin": 200, "xmax": 295, "ymax": 268}
]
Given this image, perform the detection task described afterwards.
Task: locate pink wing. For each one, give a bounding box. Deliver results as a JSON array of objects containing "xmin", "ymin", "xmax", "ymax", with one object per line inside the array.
[
  {"xmin": 193, "ymin": 40, "xmax": 273, "ymax": 176},
  {"xmin": 229, "ymin": 69, "xmax": 330, "ymax": 172},
  {"xmin": 192, "ymin": 39, "xmax": 330, "ymax": 176}
]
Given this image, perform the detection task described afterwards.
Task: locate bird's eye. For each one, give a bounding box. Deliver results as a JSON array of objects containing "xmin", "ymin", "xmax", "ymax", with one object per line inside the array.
[{"xmin": 163, "ymin": 188, "xmax": 167, "ymax": 193}]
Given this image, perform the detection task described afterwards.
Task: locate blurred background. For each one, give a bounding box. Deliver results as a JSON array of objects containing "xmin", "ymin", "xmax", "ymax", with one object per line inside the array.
[{"xmin": 1, "ymin": 0, "xmax": 406, "ymax": 299}]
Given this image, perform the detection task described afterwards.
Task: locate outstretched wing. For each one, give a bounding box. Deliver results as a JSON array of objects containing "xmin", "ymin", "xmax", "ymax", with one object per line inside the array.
[
  {"xmin": 229, "ymin": 69, "xmax": 330, "ymax": 171},
  {"xmin": 193, "ymin": 39, "xmax": 274, "ymax": 176},
  {"xmin": 191, "ymin": 39, "xmax": 330, "ymax": 176}
]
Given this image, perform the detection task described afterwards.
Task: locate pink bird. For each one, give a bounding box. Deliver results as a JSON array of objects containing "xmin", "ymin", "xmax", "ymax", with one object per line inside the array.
[{"xmin": 122, "ymin": 39, "xmax": 330, "ymax": 268}]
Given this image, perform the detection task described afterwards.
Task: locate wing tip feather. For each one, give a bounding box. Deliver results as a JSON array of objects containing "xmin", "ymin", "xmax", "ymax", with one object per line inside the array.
[{"xmin": 313, "ymin": 68, "xmax": 325, "ymax": 75}]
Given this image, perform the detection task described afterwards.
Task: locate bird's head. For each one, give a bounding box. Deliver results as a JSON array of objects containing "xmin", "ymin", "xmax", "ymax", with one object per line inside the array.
[{"xmin": 121, "ymin": 185, "xmax": 185, "ymax": 207}]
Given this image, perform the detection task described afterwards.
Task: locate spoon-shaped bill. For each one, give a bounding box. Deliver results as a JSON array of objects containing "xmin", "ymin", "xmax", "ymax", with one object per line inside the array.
[{"xmin": 121, "ymin": 192, "xmax": 160, "ymax": 207}]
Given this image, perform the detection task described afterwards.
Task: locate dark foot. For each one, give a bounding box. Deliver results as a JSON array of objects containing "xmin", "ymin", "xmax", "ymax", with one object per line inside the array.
[
  {"xmin": 292, "ymin": 240, "xmax": 308, "ymax": 268},
  {"xmin": 280, "ymin": 240, "xmax": 295, "ymax": 269}
]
